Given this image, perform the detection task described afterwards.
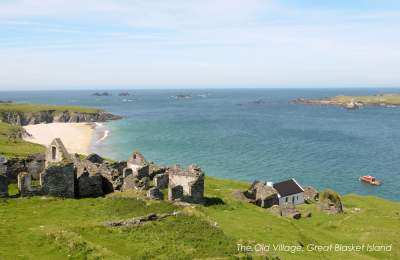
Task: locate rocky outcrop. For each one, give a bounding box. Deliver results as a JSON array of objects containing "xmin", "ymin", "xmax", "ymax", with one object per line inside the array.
[
  {"xmin": 104, "ymin": 212, "xmax": 180, "ymax": 227},
  {"xmin": 0, "ymin": 110, "xmax": 121, "ymax": 126},
  {"xmin": 317, "ymin": 190, "xmax": 343, "ymax": 214},
  {"xmin": 290, "ymin": 94, "xmax": 400, "ymax": 108},
  {"xmin": 270, "ymin": 204, "xmax": 302, "ymax": 219},
  {"xmin": 92, "ymin": 92, "xmax": 112, "ymax": 96},
  {"xmin": 304, "ymin": 186, "xmax": 319, "ymax": 203}
]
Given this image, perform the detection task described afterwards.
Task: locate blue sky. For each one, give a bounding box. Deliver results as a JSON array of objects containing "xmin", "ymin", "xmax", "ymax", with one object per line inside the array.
[{"xmin": 0, "ymin": 0, "xmax": 399, "ymax": 90}]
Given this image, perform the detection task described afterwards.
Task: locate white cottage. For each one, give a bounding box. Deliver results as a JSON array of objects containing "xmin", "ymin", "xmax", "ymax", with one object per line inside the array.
[{"xmin": 271, "ymin": 178, "xmax": 304, "ymax": 205}]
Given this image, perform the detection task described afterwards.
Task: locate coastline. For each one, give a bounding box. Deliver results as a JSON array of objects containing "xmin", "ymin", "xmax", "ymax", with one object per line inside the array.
[{"xmin": 23, "ymin": 122, "xmax": 96, "ymax": 155}]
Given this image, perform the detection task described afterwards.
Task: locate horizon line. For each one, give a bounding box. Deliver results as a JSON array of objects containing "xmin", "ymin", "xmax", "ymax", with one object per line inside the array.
[{"xmin": 1, "ymin": 86, "xmax": 400, "ymax": 92}]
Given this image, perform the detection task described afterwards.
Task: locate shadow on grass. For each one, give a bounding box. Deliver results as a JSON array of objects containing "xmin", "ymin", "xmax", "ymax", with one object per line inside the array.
[{"xmin": 203, "ymin": 197, "xmax": 225, "ymax": 207}]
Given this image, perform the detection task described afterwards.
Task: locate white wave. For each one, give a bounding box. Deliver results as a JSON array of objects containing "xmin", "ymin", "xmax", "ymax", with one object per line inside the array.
[
  {"xmin": 95, "ymin": 122, "xmax": 103, "ymax": 127},
  {"xmin": 96, "ymin": 130, "xmax": 110, "ymax": 143}
]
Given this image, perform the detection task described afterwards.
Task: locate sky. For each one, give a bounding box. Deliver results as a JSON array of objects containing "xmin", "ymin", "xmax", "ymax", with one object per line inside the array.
[{"xmin": 0, "ymin": 0, "xmax": 400, "ymax": 90}]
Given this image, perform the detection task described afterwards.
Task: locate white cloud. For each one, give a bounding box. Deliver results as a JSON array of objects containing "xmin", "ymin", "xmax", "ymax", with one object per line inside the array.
[{"xmin": 0, "ymin": 0, "xmax": 399, "ymax": 89}]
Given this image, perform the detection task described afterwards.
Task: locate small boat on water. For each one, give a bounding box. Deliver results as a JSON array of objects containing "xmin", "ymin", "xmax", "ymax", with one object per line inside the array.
[{"xmin": 359, "ymin": 175, "xmax": 382, "ymax": 185}]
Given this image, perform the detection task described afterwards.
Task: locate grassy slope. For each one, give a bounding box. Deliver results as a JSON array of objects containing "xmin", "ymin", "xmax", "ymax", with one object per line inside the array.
[
  {"xmin": 0, "ymin": 103, "xmax": 99, "ymax": 113},
  {"xmin": 1, "ymin": 177, "xmax": 399, "ymax": 259},
  {"xmin": 0, "ymin": 122, "xmax": 45, "ymax": 158}
]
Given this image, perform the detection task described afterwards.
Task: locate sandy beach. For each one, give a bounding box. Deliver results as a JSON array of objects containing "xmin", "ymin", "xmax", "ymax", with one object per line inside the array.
[{"xmin": 23, "ymin": 123, "xmax": 95, "ymax": 155}]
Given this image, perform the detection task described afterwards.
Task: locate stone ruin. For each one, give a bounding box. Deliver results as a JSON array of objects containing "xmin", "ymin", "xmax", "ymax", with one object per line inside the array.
[
  {"xmin": 18, "ymin": 139, "xmax": 76, "ymax": 198},
  {"xmin": 244, "ymin": 181, "xmax": 278, "ymax": 208},
  {"xmin": 167, "ymin": 164, "xmax": 205, "ymax": 204},
  {"xmin": 0, "ymin": 156, "xmax": 8, "ymax": 197},
  {"xmin": 40, "ymin": 162, "xmax": 75, "ymax": 198},
  {"xmin": 9, "ymin": 138, "xmax": 205, "ymax": 203},
  {"xmin": 73, "ymin": 153, "xmax": 126, "ymax": 197},
  {"xmin": 120, "ymin": 153, "xmax": 205, "ymax": 204},
  {"xmin": 122, "ymin": 151, "xmax": 151, "ymax": 191},
  {"xmin": 304, "ymin": 186, "xmax": 319, "ymax": 203},
  {"xmin": 45, "ymin": 138, "xmax": 72, "ymax": 167},
  {"xmin": 2, "ymin": 154, "xmax": 45, "ymax": 183},
  {"xmin": 15, "ymin": 139, "xmax": 123, "ymax": 198}
]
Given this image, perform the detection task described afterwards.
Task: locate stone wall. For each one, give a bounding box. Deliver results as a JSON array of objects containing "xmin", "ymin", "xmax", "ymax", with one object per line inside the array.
[
  {"xmin": 18, "ymin": 172, "xmax": 42, "ymax": 197},
  {"xmin": 0, "ymin": 156, "xmax": 7, "ymax": 175},
  {"xmin": 77, "ymin": 170, "xmax": 104, "ymax": 198},
  {"xmin": 40, "ymin": 163, "xmax": 75, "ymax": 198},
  {"xmin": 4, "ymin": 155, "xmax": 45, "ymax": 182},
  {"xmin": 154, "ymin": 173, "xmax": 169, "ymax": 189},
  {"xmin": 168, "ymin": 164, "xmax": 205, "ymax": 203},
  {"xmin": 0, "ymin": 156, "xmax": 7, "ymax": 197},
  {"xmin": 45, "ymin": 138, "xmax": 71, "ymax": 167}
]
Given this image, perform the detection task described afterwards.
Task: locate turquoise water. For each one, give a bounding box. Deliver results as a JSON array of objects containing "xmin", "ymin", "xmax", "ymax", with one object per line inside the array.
[{"xmin": 2, "ymin": 89, "xmax": 400, "ymax": 201}]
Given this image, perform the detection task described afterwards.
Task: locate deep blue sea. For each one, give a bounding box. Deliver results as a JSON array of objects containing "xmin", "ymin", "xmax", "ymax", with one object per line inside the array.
[{"xmin": 2, "ymin": 89, "xmax": 400, "ymax": 201}]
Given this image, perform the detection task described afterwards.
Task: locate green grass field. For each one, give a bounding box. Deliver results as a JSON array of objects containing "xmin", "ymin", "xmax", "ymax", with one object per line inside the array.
[
  {"xmin": 0, "ymin": 105, "xmax": 399, "ymax": 259},
  {"xmin": 0, "ymin": 122, "xmax": 45, "ymax": 158},
  {"xmin": 0, "ymin": 103, "xmax": 99, "ymax": 113},
  {"xmin": 1, "ymin": 177, "xmax": 399, "ymax": 259}
]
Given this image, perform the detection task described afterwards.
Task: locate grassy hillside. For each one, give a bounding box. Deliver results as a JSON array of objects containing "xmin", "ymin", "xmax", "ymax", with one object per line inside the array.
[
  {"xmin": 0, "ymin": 122, "xmax": 45, "ymax": 158},
  {"xmin": 1, "ymin": 177, "xmax": 399, "ymax": 259},
  {"xmin": 0, "ymin": 103, "xmax": 99, "ymax": 113}
]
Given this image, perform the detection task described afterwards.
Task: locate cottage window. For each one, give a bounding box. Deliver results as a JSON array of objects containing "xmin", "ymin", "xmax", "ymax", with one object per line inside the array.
[{"xmin": 285, "ymin": 197, "xmax": 288, "ymax": 203}]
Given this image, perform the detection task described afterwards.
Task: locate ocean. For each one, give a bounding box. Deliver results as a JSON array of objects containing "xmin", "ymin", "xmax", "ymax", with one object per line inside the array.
[{"xmin": 2, "ymin": 88, "xmax": 400, "ymax": 201}]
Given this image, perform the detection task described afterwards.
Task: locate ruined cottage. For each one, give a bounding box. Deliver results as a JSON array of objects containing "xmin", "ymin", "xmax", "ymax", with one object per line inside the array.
[
  {"xmin": 18, "ymin": 139, "xmax": 75, "ymax": 198},
  {"xmin": 122, "ymin": 151, "xmax": 150, "ymax": 191},
  {"xmin": 245, "ymin": 181, "xmax": 279, "ymax": 208},
  {"xmin": 168, "ymin": 164, "xmax": 205, "ymax": 203},
  {"xmin": 125, "ymin": 151, "xmax": 149, "ymax": 179},
  {"xmin": 10, "ymin": 138, "xmax": 205, "ymax": 203}
]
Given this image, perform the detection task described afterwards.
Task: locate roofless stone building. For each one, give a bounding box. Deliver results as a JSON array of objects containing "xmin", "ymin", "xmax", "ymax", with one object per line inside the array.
[
  {"xmin": 168, "ymin": 164, "xmax": 205, "ymax": 203},
  {"xmin": 12, "ymin": 138, "xmax": 205, "ymax": 203}
]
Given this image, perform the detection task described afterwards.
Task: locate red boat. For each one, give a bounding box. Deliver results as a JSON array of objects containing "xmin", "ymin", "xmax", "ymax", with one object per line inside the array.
[{"xmin": 359, "ymin": 175, "xmax": 381, "ymax": 186}]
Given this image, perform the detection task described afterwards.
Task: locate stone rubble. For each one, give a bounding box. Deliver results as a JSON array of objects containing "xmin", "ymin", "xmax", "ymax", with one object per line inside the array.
[{"xmin": 104, "ymin": 212, "xmax": 180, "ymax": 227}]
